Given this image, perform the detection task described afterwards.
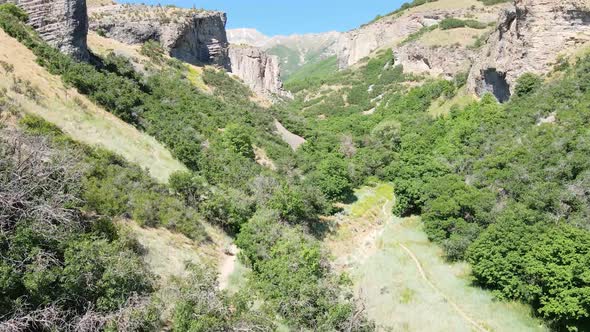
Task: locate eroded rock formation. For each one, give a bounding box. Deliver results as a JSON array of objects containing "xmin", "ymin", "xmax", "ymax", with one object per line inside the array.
[
  {"xmin": 89, "ymin": 4, "xmax": 230, "ymax": 69},
  {"xmin": 335, "ymin": 4, "xmax": 502, "ymax": 69},
  {"xmin": 394, "ymin": 43, "xmax": 474, "ymax": 79},
  {"xmin": 1, "ymin": 0, "xmax": 89, "ymax": 59},
  {"xmin": 468, "ymin": 0, "xmax": 590, "ymax": 101},
  {"xmin": 228, "ymin": 45, "xmax": 291, "ymax": 98}
]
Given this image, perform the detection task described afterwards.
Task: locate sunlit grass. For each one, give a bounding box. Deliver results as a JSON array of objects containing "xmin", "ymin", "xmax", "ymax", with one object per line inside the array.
[
  {"xmin": 350, "ymin": 182, "xmax": 394, "ymax": 217},
  {"xmin": 329, "ymin": 182, "xmax": 548, "ymax": 331},
  {"xmin": 186, "ymin": 65, "xmax": 211, "ymax": 92},
  {"xmin": 352, "ymin": 214, "xmax": 548, "ymax": 332},
  {"xmin": 0, "ymin": 30, "xmax": 187, "ymax": 183}
]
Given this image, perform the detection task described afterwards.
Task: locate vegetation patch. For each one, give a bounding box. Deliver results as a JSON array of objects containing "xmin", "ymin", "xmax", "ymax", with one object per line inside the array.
[{"xmin": 439, "ymin": 17, "xmax": 488, "ymax": 30}]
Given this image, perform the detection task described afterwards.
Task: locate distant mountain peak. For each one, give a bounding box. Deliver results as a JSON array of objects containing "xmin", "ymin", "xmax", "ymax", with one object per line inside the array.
[{"xmin": 226, "ymin": 28, "xmax": 270, "ymax": 47}]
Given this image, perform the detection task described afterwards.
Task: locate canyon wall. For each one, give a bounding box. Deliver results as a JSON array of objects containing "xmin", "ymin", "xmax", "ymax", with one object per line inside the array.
[
  {"xmin": 467, "ymin": 0, "xmax": 590, "ymax": 101},
  {"xmin": 228, "ymin": 45, "xmax": 291, "ymax": 98},
  {"xmin": 335, "ymin": 3, "xmax": 502, "ymax": 69},
  {"xmin": 1, "ymin": 0, "xmax": 89, "ymax": 59},
  {"xmin": 89, "ymin": 4, "xmax": 231, "ymax": 69}
]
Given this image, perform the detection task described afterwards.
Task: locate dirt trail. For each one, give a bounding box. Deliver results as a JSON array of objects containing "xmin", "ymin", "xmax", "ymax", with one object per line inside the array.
[
  {"xmin": 399, "ymin": 243, "xmax": 489, "ymax": 332},
  {"xmin": 380, "ymin": 196, "xmax": 488, "ymax": 332},
  {"xmin": 218, "ymin": 244, "xmax": 238, "ymax": 290},
  {"xmin": 334, "ymin": 185, "xmax": 544, "ymax": 331}
]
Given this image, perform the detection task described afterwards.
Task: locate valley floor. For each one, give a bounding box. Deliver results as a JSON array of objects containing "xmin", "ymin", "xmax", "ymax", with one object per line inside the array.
[{"xmin": 328, "ymin": 184, "xmax": 548, "ymax": 332}]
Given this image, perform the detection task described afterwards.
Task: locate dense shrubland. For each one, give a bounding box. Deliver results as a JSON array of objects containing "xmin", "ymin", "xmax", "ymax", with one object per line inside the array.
[
  {"xmin": 0, "ymin": 122, "xmax": 159, "ymax": 330},
  {"xmin": 279, "ymin": 37, "xmax": 590, "ymax": 329},
  {"xmin": 0, "ymin": 5, "xmax": 373, "ymax": 330},
  {"xmin": 4, "ymin": 1, "xmax": 590, "ymax": 330}
]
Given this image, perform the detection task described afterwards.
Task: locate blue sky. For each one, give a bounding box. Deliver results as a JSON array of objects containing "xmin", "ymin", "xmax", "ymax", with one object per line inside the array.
[{"xmin": 121, "ymin": 1, "xmax": 406, "ymax": 36}]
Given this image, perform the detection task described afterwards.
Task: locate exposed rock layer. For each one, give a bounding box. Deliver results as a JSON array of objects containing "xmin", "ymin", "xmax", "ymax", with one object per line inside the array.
[
  {"xmin": 1, "ymin": 0, "xmax": 89, "ymax": 59},
  {"xmin": 335, "ymin": 4, "xmax": 502, "ymax": 69},
  {"xmin": 467, "ymin": 0, "xmax": 590, "ymax": 100},
  {"xmin": 228, "ymin": 45, "xmax": 290, "ymax": 98},
  {"xmin": 89, "ymin": 5, "xmax": 230, "ymax": 69},
  {"xmin": 394, "ymin": 43, "xmax": 474, "ymax": 79}
]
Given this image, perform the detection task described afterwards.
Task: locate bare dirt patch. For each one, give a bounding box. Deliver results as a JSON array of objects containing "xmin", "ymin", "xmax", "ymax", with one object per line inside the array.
[{"xmin": 274, "ymin": 119, "xmax": 306, "ymax": 150}]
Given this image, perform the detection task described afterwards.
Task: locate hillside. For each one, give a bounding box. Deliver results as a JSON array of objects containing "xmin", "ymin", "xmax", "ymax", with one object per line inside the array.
[
  {"xmin": 227, "ymin": 28, "xmax": 341, "ymax": 79},
  {"xmin": 0, "ymin": 29, "xmax": 186, "ymax": 182},
  {"xmin": 2, "ymin": 0, "xmax": 590, "ymax": 331}
]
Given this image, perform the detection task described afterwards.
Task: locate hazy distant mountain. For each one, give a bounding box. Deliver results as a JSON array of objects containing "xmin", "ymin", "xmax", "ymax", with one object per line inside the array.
[
  {"xmin": 227, "ymin": 28, "xmax": 341, "ymax": 79},
  {"xmin": 226, "ymin": 28, "xmax": 271, "ymax": 47}
]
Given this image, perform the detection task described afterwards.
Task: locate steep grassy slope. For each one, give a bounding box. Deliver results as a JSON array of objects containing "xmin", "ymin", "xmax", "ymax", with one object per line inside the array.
[{"xmin": 0, "ymin": 30, "xmax": 186, "ymax": 183}]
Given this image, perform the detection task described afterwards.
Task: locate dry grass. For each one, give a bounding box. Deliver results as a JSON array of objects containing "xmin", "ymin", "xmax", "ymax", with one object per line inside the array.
[
  {"xmin": 88, "ymin": 32, "xmax": 212, "ymax": 93},
  {"xmin": 326, "ymin": 183, "xmax": 395, "ymax": 269},
  {"xmin": 253, "ymin": 145, "xmax": 277, "ymax": 170},
  {"xmin": 87, "ymin": 0, "xmax": 115, "ymax": 7},
  {"xmin": 118, "ymin": 219, "xmax": 238, "ymax": 323},
  {"xmin": 328, "ymin": 183, "xmax": 549, "ymax": 332},
  {"xmin": 88, "ymin": 31, "xmax": 148, "ymax": 62},
  {"xmin": 406, "ymin": 0, "xmax": 483, "ymax": 13},
  {"xmin": 119, "ymin": 219, "xmax": 234, "ymax": 284},
  {"xmin": 420, "ymin": 27, "xmax": 489, "ymax": 47},
  {"xmin": 0, "ymin": 30, "xmax": 186, "ymax": 183}
]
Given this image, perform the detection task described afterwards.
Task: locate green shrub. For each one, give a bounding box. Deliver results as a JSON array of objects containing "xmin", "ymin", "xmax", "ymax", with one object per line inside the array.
[
  {"xmin": 311, "ymin": 154, "xmax": 353, "ymax": 202},
  {"xmin": 221, "ymin": 123, "xmax": 255, "ymax": 159},
  {"xmin": 514, "ymin": 72, "xmax": 543, "ymax": 97},
  {"xmin": 171, "ymin": 265, "xmax": 274, "ymax": 332},
  {"xmin": 439, "ymin": 17, "xmax": 487, "ymax": 30},
  {"xmin": 0, "ymin": 3, "xmax": 28, "ymax": 22},
  {"xmin": 477, "ymin": 0, "xmax": 510, "ymax": 5}
]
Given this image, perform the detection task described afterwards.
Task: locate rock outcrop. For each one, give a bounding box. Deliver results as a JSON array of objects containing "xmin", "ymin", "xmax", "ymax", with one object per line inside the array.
[
  {"xmin": 335, "ymin": 15, "xmax": 424, "ymax": 69},
  {"xmin": 89, "ymin": 4, "xmax": 230, "ymax": 69},
  {"xmin": 467, "ymin": 0, "xmax": 590, "ymax": 101},
  {"xmin": 394, "ymin": 43, "xmax": 474, "ymax": 79},
  {"xmin": 89, "ymin": 4, "xmax": 289, "ymax": 97},
  {"xmin": 228, "ymin": 45, "xmax": 291, "ymax": 98},
  {"xmin": 1, "ymin": 0, "xmax": 89, "ymax": 59},
  {"xmin": 335, "ymin": 2, "xmax": 504, "ymax": 69},
  {"xmin": 227, "ymin": 28, "xmax": 341, "ymax": 79}
]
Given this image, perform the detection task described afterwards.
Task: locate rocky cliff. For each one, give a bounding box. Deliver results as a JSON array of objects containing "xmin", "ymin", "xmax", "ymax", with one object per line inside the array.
[
  {"xmin": 227, "ymin": 28, "xmax": 341, "ymax": 79},
  {"xmin": 89, "ymin": 4, "xmax": 230, "ymax": 69},
  {"xmin": 1, "ymin": 0, "xmax": 89, "ymax": 59},
  {"xmin": 394, "ymin": 42, "xmax": 474, "ymax": 79},
  {"xmin": 467, "ymin": 0, "xmax": 590, "ymax": 101},
  {"xmin": 228, "ymin": 45, "xmax": 291, "ymax": 98},
  {"xmin": 335, "ymin": 1, "xmax": 503, "ymax": 69}
]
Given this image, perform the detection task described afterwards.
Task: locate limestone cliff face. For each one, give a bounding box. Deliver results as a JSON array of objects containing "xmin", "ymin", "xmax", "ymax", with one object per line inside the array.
[
  {"xmin": 335, "ymin": 4, "xmax": 502, "ymax": 69},
  {"xmin": 228, "ymin": 45, "xmax": 291, "ymax": 99},
  {"xmin": 1, "ymin": 0, "xmax": 89, "ymax": 59},
  {"xmin": 394, "ymin": 43, "xmax": 474, "ymax": 79},
  {"xmin": 89, "ymin": 5, "xmax": 230, "ymax": 69},
  {"xmin": 468, "ymin": 0, "xmax": 590, "ymax": 101},
  {"xmin": 334, "ymin": 15, "xmax": 423, "ymax": 69}
]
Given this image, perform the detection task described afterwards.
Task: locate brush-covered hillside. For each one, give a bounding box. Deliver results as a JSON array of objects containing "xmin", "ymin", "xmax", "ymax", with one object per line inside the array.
[{"xmin": 2, "ymin": 0, "xmax": 590, "ymax": 331}]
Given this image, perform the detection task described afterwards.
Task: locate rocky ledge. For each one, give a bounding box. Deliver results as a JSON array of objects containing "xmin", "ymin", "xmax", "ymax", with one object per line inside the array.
[
  {"xmin": 89, "ymin": 4, "xmax": 230, "ymax": 69},
  {"xmin": 467, "ymin": 0, "xmax": 590, "ymax": 101},
  {"xmin": 1, "ymin": 0, "xmax": 89, "ymax": 60}
]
